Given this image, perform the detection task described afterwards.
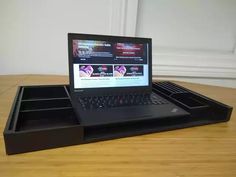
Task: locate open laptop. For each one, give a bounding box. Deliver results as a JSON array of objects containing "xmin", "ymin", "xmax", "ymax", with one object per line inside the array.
[{"xmin": 68, "ymin": 33, "xmax": 189, "ymax": 126}]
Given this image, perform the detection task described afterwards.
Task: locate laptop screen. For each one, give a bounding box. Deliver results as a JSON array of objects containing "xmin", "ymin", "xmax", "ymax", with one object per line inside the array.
[{"xmin": 69, "ymin": 34, "xmax": 151, "ymax": 90}]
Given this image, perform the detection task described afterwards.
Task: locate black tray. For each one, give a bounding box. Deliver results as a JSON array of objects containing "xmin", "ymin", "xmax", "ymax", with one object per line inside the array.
[{"xmin": 3, "ymin": 82, "xmax": 232, "ymax": 155}]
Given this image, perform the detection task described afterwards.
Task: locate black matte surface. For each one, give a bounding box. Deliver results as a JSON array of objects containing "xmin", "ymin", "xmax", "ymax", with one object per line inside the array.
[{"xmin": 3, "ymin": 82, "xmax": 232, "ymax": 155}]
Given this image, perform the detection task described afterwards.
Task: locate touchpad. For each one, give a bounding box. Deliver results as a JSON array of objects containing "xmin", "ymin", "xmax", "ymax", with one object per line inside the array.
[
  {"xmin": 101, "ymin": 106, "xmax": 155, "ymax": 123},
  {"xmin": 118, "ymin": 107, "xmax": 153, "ymax": 119}
]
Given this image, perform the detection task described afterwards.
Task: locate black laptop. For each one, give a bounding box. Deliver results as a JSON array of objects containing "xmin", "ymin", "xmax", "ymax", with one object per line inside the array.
[{"xmin": 68, "ymin": 33, "xmax": 189, "ymax": 126}]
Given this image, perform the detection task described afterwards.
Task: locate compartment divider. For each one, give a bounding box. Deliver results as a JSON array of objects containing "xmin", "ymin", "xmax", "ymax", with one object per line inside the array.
[
  {"xmin": 21, "ymin": 97, "xmax": 69, "ymax": 102},
  {"xmin": 156, "ymin": 82, "xmax": 188, "ymax": 94},
  {"xmin": 164, "ymin": 82, "xmax": 187, "ymax": 92},
  {"xmin": 158, "ymin": 83, "xmax": 180, "ymax": 93},
  {"xmin": 152, "ymin": 84, "xmax": 172, "ymax": 96},
  {"xmin": 64, "ymin": 86, "xmax": 71, "ymax": 99},
  {"xmin": 12, "ymin": 87, "xmax": 24, "ymax": 132},
  {"xmin": 20, "ymin": 106, "xmax": 73, "ymax": 113},
  {"xmin": 6, "ymin": 87, "xmax": 22, "ymax": 131},
  {"xmin": 152, "ymin": 84, "xmax": 177, "ymax": 95}
]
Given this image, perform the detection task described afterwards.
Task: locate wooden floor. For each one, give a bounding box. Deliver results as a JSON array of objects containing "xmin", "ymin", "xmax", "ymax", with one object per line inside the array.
[{"xmin": 0, "ymin": 75, "xmax": 236, "ymax": 177}]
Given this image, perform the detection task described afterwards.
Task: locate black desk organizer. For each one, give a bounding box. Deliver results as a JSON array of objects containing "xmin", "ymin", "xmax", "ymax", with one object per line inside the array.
[{"xmin": 4, "ymin": 82, "xmax": 232, "ymax": 155}]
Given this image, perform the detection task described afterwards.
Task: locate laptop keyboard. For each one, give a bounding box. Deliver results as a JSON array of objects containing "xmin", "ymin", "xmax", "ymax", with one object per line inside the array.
[{"xmin": 78, "ymin": 93, "xmax": 169, "ymax": 110}]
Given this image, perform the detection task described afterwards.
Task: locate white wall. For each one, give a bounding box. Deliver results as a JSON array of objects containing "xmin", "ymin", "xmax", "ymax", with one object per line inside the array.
[
  {"xmin": 136, "ymin": 0, "xmax": 236, "ymax": 88},
  {"xmin": 137, "ymin": 0, "xmax": 236, "ymax": 52},
  {"xmin": 0, "ymin": 0, "xmax": 113, "ymax": 75},
  {"xmin": 1, "ymin": 0, "xmax": 236, "ymax": 88}
]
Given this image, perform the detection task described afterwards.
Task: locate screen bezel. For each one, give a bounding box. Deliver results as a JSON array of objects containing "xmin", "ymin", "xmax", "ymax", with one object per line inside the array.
[{"xmin": 68, "ymin": 33, "xmax": 152, "ymax": 96}]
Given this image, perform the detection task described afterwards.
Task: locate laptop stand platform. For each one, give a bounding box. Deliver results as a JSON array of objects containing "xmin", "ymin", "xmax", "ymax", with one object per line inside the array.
[{"xmin": 3, "ymin": 81, "xmax": 232, "ymax": 155}]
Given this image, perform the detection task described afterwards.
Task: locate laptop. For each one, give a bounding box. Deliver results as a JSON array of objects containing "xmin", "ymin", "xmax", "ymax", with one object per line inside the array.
[{"xmin": 68, "ymin": 33, "xmax": 189, "ymax": 126}]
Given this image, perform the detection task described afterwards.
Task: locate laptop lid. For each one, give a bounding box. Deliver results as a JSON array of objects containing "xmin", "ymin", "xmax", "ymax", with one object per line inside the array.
[{"xmin": 68, "ymin": 33, "xmax": 152, "ymax": 96}]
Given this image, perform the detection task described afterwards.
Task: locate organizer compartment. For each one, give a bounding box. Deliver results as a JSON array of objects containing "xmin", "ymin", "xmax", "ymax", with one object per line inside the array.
[
  {"xmin": 4, "ymin": 85, "xmax": 83, "ymax": 155},
  {"xmin": 16, "ymin": 108, "xmax": 79, "ymax": 131},
  {"xmin": 15, "ymin": 85, "xmax": 77, "ymax": 131},
  {"xmin": 20, "ymin": 98, "xmax": 72, "ymax": 111},
  {"xmin": 152, "ymin": 81, "xmax": 211, "ymax": 115},
  {"xmin": 170, "ymin": 93, "xmax": 208, "ymax": 109},
  {"xmin": 3, "ymin": 82, "xmax": 232, "ymax": 155},
  {"xmin": 84, "ymin": 115, "xmax": 190, "ymax": 142},
  {"xmin": 22, "ymin": 86, "xmax": 68, "ymax": 100}
]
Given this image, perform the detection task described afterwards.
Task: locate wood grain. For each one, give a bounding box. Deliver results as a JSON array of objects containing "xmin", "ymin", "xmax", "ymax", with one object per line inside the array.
[{"xmin": 0, "ymin": 75, "xmax": 236, "ymax": 177}]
